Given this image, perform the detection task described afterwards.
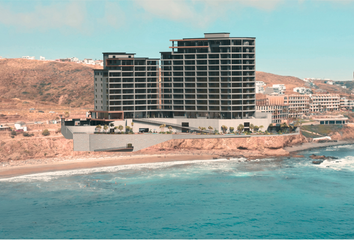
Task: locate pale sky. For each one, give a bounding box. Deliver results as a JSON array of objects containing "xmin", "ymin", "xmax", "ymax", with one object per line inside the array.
[{"xmin": 0, "ymin": 0, "xmax": 353, "ymax": 80}]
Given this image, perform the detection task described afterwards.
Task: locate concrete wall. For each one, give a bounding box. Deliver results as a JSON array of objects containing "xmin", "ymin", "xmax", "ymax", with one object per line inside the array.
[{"xmin": 72, "ymin": 131, "xmax": 298, "ymax": 152}]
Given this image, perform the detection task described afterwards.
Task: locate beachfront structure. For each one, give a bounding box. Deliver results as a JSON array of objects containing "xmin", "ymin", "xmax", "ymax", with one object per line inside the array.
[
  {"xmin": 310, "ymin": 94, "xmax": 340, "ymax": 113},
  {"xmin": 256, "ymin": 95, "xmax": 289, "ymax": 123},
  {"xmin": 61, "ymin": 33, "xmax": 275, "ymax": 152},
  {"xmin": 287, "ymin": 94, "xmax": 310, "ymax": 119},
  {"xmin": 160, "ymin": 33, "xmax": 256, "ymax": 119}
]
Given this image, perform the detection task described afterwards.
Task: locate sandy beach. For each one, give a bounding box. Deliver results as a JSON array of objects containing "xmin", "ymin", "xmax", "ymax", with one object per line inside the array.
[{"xmin": 0, "ymin": 153, "xmax": 219, "ymax": 179}]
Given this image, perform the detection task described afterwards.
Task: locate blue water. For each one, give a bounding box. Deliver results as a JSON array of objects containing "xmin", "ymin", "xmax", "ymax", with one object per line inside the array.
[{"xmin": 1, "ymin": 145, "xmax": 354, "ymax": 238}]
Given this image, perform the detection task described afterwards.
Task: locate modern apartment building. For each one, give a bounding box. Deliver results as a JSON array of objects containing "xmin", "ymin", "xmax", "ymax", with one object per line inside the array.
[
  {"xmin": 92, "ymin": 52, "xmax": 159, "ymax": 121},
  {"xmin": 160, "ymin": 33, "xmax": 256, "ymax": 119},
  {"xmin": 310, "ymin": 94, "xmax": 340, "ymax": 113}
]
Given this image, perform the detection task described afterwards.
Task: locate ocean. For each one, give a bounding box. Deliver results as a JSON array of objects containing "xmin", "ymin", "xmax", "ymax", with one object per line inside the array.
[{"xmin": 1, "ymin": 145, "xmax": 354, "ymax": 238}]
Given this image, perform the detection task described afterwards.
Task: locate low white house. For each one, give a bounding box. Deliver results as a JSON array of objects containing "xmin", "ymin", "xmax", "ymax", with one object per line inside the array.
[
  {"xmin": 14, "ymin": 121, "xmax": 27, "ymax": 131},
  {"xmin": 272, "ymin": 84, "xmax": 286, "ymax": 95},
  {"xmin": 22, "ymin": 56, "xmax": 35, "ymax": 60},
  {"xmin": 40, "ymin": 56, "xmax": 45, "ymax": 60},
  {"xmin": 255, "ymin": 81, "xmax": 266, "ymax": 94},
  {"xmin": 84, "ymin": 58, "xmax": 95, "ymax": 65},
  {"xmin": 293, "ymin": 87, "xmax": 312, "ymax": 94}
]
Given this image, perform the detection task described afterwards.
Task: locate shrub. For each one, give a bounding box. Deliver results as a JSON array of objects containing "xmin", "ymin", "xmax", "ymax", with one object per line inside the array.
[
  {"xmin": 11, "ymin": 131, "xmax": 16, "ymax": 136},
  {"xmin": 23, "ymin": 132, "xmax": 29, "ymax": 137},
  {"xmin": 42, "ymin": 129, "xmax": 50, "ymax": 136}
]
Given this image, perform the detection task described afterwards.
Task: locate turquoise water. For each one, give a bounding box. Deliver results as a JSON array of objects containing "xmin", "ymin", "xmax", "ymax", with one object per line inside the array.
[{"xmin": 1, "ymin": 145, "xmax": 354, "ymax": 238}]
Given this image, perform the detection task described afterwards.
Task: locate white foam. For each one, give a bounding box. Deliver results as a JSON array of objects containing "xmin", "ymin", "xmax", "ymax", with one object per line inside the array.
[
  {"xmin": 0, "ymin": 158, "xmax": 245, "ymax": 182},
  {"xmin": 315, "ymin": 156, "xmax": 354, "ymax": 171}
]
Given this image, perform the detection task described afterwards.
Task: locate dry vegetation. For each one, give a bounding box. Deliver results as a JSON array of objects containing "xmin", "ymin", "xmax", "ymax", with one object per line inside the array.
[{"xmin": 0, "ymin": 58, "xmax": 102, "ymax": 108}]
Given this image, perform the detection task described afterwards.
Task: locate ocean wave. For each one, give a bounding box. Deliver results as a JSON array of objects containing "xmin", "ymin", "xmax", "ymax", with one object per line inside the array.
[
  {"xmin": 325, "ymin": 144, "xmax": 354, "ymax": 152},
  {"xmin": 0, "ymin": 158, "xmax": 246, "ymax": 183},
  {"xmin": 315, "ymin": 156, "xmax": 354, "ymax": 171}
]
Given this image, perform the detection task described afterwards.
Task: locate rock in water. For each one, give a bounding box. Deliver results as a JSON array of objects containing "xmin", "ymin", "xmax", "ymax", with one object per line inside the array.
[{"xmin": 312, "ymin": 160, "xmax": 323, "ymax": 164}]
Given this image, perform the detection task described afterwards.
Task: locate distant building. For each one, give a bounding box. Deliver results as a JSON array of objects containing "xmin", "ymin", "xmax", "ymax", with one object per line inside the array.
[
  {"xmin": 256, "ymin": 95, "xmax": 289, "ymax": 123},
  {"xmin": 84, "ymin": 58, "xmax": 95, "ymax": 65},
  {"xmin": 22, "ymin": 56, "xmax": 35, "ymax": 60},
  {"xmin": 70, "ymin": 57, "xmax": 79, "ymax": 62},
  {"xmin": 326, "ymin": 80, "xmax": 334, "ymax": 85},
  {"xmin": 293, "ymin": 87, "xmax": 312, "ymax": 95},
  {"xmin": 255, "ymin": 81, "xmax": 265, "ymax": 94},
  {"xmin": 272, "ymin": 84, "xmax": 286, "ymax": 94},
  {"xmin": 310, "ymin": 94, "xmax": 340, "ymax": 113},
  {"xmin": 39, "ymin": 56, "xmax": 45, "ymax": 60},
  {"xmin": 340, "ymin": 97, "xmax": 354, "ymax": 109},
  {"xmin": 14, "ymin": 121, "xmax": 27, "ymax": 132},
  {"xmin": 287, "ymin": 94, "xmax": 310, "ymax": 118},
  {"xmin": 342, "ymin": 86, "xmax": 347, "ymax": 89},
  {"xmin": 95, "ymin": 60, "xmax": 103, "ymax": 66}
]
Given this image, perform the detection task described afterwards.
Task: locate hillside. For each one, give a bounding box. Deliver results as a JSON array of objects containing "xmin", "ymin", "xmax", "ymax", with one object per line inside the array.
[
  {"xmin": 256, "ymin": 71, "xmax": 307, "ymax": 94},
  {"xmin": 0, "ymin": 58, "xmax": 101, "ymax": 107},
  {"xmin": 256, "ymin": 71, "xmax": 350, "ymax": 96}
]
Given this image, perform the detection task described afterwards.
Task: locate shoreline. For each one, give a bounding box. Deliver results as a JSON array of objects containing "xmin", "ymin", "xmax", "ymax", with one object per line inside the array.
[
  {"xmin": 0, "ymin": 153, "xmax": 218, "ymax": 180},
  {"xmin": 284, "ymin": 140, "xmax": 354, "ymax": 153},
  {"xmin": 1, "ymin": 140, "xmax": 354, "ymax": 180}
]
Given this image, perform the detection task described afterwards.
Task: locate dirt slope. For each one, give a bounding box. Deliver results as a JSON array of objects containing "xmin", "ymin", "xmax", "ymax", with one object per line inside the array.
[
  {"xmin": 256, "ymin": 71, "xmax": 307, "ymax": 94},
  {"xmin": 0, "ymin": 58, "xmax": 102, "ymax": 107}
]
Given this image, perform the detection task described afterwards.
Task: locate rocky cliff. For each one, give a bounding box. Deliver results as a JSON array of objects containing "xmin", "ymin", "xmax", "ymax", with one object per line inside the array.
[{"xmin": 141, "ymin": 134, "xmax": 307, "ymax": 158}]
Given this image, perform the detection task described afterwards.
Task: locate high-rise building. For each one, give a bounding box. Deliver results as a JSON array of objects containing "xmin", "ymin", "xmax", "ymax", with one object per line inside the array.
[
  {"xmin": 91, "ymin": 52, "xmax": 159, "ymax": 121},
  {"xmin": 160, "ymin": 33, "xmax": 256, "ymax": 119}
]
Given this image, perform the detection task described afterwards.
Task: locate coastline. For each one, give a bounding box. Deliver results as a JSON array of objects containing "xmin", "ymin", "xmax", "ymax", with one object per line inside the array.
[
  {"xmin": 1, "ymin": 140, "xmax": 354, "ymax": 180},
  {"xmin": 284, "ymin": 140, "xmax": 354, "ymax": 153},
  {"xmin": 0, "ymin": 153, "xmax": 218, "ymax": 179}
]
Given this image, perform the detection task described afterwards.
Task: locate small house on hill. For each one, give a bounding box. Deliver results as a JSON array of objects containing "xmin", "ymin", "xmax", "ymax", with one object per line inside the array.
[
  {"xmin": 0, "ymin": 124, "xmax": 10, "ymax": 131},
  {"xmin": 14, "ymin": 121, "xmax": 27, "ymax": 132}
]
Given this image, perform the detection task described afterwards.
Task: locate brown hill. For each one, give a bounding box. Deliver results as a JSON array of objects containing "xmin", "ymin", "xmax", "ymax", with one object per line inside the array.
[
  {"xmin": 0, "ymin": 58, "xmax": 101, "ymax": 107},
  {"xmin": 256, "ymin": 71, "xmax": 307, "ymax": 95},
  {"xmin": 256, "ymin": 71, "xmax": 350, "ymax": 96}
]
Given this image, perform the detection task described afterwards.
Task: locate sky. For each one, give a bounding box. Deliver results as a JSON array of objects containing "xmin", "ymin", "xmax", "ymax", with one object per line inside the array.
[{"xmin": 0, "ymin": 0, "xmax": 353, "ymax": 80}]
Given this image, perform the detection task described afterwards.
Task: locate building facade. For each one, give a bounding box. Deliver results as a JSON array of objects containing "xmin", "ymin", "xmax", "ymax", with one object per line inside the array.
[
  {"xmin": 287, "ymin": 94, "xmax": 310, "ymax": 119},
  {"xmin": 310, "ymin": 94, "xmax": 340, "ymax": 113},
  {"xmin": 160, "ymin": 33, "xmax": 256, "ymax": 119},
  {"xmin": 93, "ymin": 52, "xmax": 159, "ymax": 120},
  {"xmin": 256, "ymin": 96, "xmax": 289, "ymax": 123}
]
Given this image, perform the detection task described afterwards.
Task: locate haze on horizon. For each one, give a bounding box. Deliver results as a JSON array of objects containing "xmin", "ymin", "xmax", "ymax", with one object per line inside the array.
[{"xmin": 0, "ymin": 0, "xmax": 353, "ymax": 81}]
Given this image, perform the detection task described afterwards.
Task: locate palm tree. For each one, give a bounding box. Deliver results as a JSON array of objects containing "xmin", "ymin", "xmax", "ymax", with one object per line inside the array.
[
  {"xmin": 125, "ymin": 126, "xmax": 131, "ymax": 133},
  {"xmin": 229, "ymin": 126, "xmax": 234, "ymax": 133},
  {"xmin": 237, "ymin": 124, "xmax": 244, "ymax": 134},
  {"xmin": 253, "ymin": 125, "xmax": 259, "ymax": 132},
  {"xmin": 95, "ymin": 125, "xmax": 102, "ymax": 132},
  {"xmin": 250, "ymin": 124, "xmax": 254, "ymax": 132},
  {"xmin": 208, "ymin": 126, "xmax": 213, "ymax": 134},
  {"xmin": 118, "ymin": 125, "xmax": 123, "ymax": 133},
  {"xmin": 103, "ymin": 124, "xmax": 109, "ymax": 133},
  {"xmin": 159, "ymin": 124, "xmax": 166, "ymax": 132},
  {"xmin": 168, "ymin": 126, "xmax": 172, "ymax": 132},
  {"xmin": 259, "ymin": 125, "xmax": 264, "ymax": 131},
  {"xmin": 221, "ymin": 125, "xmax": 227, "ymax": 134}
]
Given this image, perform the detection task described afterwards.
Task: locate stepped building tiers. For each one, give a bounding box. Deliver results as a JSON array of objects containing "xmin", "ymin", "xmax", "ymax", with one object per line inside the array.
[{"xmin": 62, "ymin": 33, "xmax": 273, "ymax": 152}]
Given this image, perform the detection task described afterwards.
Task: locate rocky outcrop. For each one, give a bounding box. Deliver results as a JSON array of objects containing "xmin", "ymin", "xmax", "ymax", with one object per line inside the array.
[{"xmin": 140, "ymin": 134, "xmax": 307, "ymax": 158}]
